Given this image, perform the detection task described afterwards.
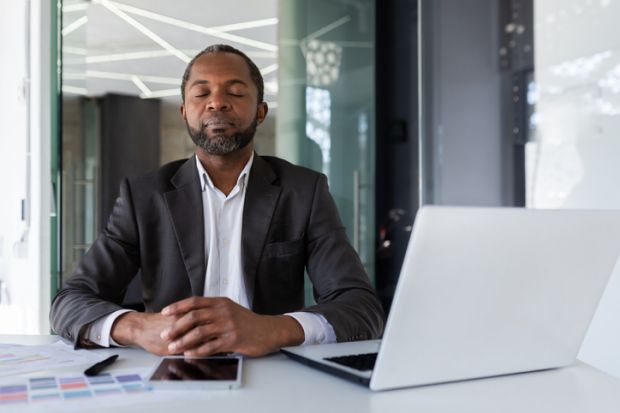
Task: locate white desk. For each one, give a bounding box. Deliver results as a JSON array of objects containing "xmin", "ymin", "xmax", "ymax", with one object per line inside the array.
[{"xmin": 2, "ymin": 335, "xmax": 620, "ymax": 413}]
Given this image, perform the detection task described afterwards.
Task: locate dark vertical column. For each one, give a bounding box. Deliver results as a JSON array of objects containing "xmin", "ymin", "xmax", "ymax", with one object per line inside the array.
[
  {"xmin": 100, "ymin": 93, "xmax": 160, "ymax": 309},
  {"xmin": 499, "ymin": 0, "xmax": 534, "ymax": 207},
  {"xmin": 375, "ymin": 0, "xmax": 419, "ymax": 313},
  {"xmin": 100, "ymin": 94, "xmax": 161, "ymax": 228}
]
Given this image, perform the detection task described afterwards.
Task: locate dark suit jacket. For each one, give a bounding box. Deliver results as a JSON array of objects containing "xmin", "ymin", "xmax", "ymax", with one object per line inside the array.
[{"xmin": 50, "ymin": 155, "xmax": 384, "ymax": 346}]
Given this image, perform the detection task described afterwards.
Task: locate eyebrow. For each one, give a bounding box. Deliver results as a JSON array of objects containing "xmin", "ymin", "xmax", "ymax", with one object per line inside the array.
[{"xmin": 189, "ymin": 79, "xmax": 249, "ymax": 89}]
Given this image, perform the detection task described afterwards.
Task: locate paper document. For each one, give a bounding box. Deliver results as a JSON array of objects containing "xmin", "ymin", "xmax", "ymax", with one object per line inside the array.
[
  {"xmin": 0, "ymin": 368, "xmax": 226, "ymax": 412},
  {"xmin": 0, "ymin": 341, "xmax": 104, "ymax": 377},
  {"xmin": 0, "ymin": 368, "xmax": 151, "ymax": 403},
  {"xmin": 0, "ymin": 368, "xmax": 159, "ymax": 412}
]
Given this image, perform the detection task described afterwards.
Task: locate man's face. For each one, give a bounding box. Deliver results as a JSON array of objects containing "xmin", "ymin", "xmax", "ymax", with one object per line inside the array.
[{"xmin": 180, "ymin": 52, "xmax": 267, "ymax": 155}]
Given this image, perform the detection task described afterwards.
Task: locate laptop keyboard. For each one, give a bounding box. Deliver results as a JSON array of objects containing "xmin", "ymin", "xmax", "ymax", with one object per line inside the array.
[{"xmin": 324, "ymin": 352, "xmax": 378, "ymax": 371}]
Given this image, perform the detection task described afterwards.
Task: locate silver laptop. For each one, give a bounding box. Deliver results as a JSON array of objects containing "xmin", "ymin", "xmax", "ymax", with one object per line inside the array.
[{"xmin": 282, "ymin": 206, "xmax": 620, "ymax": 391}]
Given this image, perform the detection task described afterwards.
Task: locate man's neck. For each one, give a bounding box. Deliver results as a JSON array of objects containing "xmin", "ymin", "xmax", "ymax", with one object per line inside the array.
[{"xmin": 196, "ymin": 145, "xmax": 253, "ymax": 196}]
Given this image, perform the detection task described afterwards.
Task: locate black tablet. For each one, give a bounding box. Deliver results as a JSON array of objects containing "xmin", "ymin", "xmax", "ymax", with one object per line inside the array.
[{"xmin": 147, "ymin": 356, "xmax": 242, "ymax": 389}]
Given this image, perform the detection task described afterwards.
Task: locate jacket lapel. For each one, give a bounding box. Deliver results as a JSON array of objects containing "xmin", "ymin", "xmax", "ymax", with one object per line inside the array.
[
  {"xmin": 164, "ymin": 156, "xmax": 205, "ymax": 296},
  {"xmin": 242, "ymin": 156, "xmax": 281, "ymax": 304}
]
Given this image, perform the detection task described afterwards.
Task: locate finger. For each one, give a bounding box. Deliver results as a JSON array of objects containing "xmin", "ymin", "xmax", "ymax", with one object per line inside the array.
[
  {"xmin": 184, "ymin": 338, "xmax": 226, "ymax": 357},
  {"xmin": 162, "ymin": 296, "xmax": 216, "ymax": 316},
  {"xmin": 168, "ymin": 324, "xmax": 221, "ymax": 354},
  {"xmin": 161, "ymin": 308, "xmax": 216, "ymax": 341}
]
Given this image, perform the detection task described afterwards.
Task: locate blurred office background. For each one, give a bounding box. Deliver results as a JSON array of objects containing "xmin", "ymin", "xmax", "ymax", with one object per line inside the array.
[{"xmin": 1, "ymin": 0, "xmax": 619, "ymax": 378}]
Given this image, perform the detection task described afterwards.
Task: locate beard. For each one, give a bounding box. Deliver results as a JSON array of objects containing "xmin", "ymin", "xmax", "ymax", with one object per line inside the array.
[{"xmin": 186, "ymin": 116, "xmax": 257, "ymax": 155}]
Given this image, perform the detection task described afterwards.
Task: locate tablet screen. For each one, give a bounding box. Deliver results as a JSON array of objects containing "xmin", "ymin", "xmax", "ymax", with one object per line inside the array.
[{"xmin": 149, "ymin": 357, "xmax": 240, "ymax": 381}]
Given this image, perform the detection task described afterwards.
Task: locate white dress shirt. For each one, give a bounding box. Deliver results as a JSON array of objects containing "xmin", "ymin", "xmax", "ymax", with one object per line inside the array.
[{"xmin": 85, "ymin": 153, "xmax": 336, "ymax": 347}]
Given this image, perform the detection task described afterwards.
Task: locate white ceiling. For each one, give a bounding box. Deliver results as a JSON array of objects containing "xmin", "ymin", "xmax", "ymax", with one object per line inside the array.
[{"xmin": 62, "ymin": 0, "xmax": 278, "ymax": 105}]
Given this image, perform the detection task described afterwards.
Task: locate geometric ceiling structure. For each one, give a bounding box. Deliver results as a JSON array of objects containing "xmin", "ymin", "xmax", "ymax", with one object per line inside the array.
[{"xmin": 62, "ymin": 0, "xmax": 278, "ymax": 105}]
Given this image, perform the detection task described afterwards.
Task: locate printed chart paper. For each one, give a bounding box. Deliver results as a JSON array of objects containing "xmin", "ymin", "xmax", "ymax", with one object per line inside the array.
[{"xmin": 0, "ymin": 341, "xmax": 104, "ymax": 377}]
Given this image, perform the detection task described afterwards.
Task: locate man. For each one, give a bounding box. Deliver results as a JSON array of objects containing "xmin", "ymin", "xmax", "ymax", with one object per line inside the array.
[{"xmin": 50, "ymin": 44, "xmax": 384, "ymax": 357}]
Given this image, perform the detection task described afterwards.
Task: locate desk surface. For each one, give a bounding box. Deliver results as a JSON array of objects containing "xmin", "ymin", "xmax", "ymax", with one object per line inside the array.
[{"xmin": 2, "ymin": 335, "xmax": 620, "ymax": 413}]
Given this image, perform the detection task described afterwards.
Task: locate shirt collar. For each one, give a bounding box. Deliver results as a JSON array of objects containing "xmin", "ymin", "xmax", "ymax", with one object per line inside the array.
[{"xmin": 195, "ymin": 152, "xmax": 255, "ymax": 192}]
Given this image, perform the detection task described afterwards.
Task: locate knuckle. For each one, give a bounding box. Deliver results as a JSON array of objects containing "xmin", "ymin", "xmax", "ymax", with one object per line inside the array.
[
  {"xmin": 165, "ymin": 305, "xmax": 176, "ymax": 313},
  {"xmin": 221, "ymin": 320, "xmax": 232, "ymax": 332},
  {"xmin": 196, "ymin": 325, "xmax": 209, "ymax": 337}
]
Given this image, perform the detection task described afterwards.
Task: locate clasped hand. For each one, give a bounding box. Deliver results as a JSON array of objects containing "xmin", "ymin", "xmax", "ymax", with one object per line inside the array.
[{"xmin": 123, "ymin": 297, "xmax": 304, "ymax": 357}]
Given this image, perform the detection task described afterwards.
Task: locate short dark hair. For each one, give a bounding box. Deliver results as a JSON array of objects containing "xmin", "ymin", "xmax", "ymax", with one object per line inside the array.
[{"xmin": 180, "ymin": 44, "xmax": 264, "ymax": 103}]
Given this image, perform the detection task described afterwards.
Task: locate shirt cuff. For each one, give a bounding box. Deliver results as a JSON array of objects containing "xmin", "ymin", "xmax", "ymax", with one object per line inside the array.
[
  {"xmin": 85, "ymin": 309, "xmax": 135, "ymax": 347},
  {"xmin": 285, "ymin": 312, "xmax": 337, "ymax": 345}
]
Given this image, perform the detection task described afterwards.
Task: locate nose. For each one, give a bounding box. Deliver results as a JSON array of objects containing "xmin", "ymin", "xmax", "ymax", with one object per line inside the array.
[{"xmin": 206, "ymin": 89, "xmax": 230, "ymax": 112}]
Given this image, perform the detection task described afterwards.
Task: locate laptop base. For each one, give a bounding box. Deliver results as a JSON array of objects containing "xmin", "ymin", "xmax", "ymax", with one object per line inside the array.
[{"xmin": 281, "ymin": 348, "xmax": 371, "ymax": 386}]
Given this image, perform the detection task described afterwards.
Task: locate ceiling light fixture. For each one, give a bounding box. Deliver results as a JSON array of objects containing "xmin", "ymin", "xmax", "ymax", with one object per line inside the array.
[
  {"xmin": 95, "ymin": 0, "xmax": 191, "ymax": 63},
  {"xmin": 107, "ymin": 0, "xmax": 277, "ymax": 52},
  {"xmin": 140, "ymin": 88, "xmax": 180, "ymax": 99},
  {"xmin": 304, "ymin": 15, "xmax": 351, "ymax": 42},
  {"xmin": 86, "ymin": 50, "xmax": 174, "ymax": 63},
  {"xmin": 62, "ymin": 85, "xmax": 88, "ymax": 95},
  {"xmin": 209, "ymin": 17, "xmax": 278, "ymax": 33},
  {"xmin": 81, "ymin": 49, "xmax": 277, "ymax": 65},
  {"xmin": 131, "ymin": 76, "xmax": 153, "ymax": 97},
  {"xmin": 63, "ymin": 3, "xmax": 89, "ymax": 13},
  {"xmin": 63, "ymin": 72, "xmax": 87, "ymax": 80},
  {"xmin": 63, "ymin": 46, "xmax": 88, "ymax": 55},
  {"xmin": 85, "ymin": 70, "xmax": 179, "ymax": 85},
  {"xmin": 260, "ymin": 64, "xmax": 278, "ymax": 76},
  {"xmin": 246, "ymin": 51, "xmax": 278, "ymax": 59},
  {"xmin": 62, "ymin": 15, "xmax": 88, "ymax": 37}
]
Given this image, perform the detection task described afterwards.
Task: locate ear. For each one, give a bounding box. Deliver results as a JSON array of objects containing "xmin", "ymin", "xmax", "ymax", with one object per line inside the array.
[
  {"xmin": 256, "ymin": 102, "xmax": 268, "ymax": 125},
  {"xmin": 180, "ymin": 103, "xmax": 187, "ymax": 121}
]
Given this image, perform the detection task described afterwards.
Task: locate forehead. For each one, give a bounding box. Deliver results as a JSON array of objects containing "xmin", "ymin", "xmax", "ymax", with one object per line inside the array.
[{"xmin": 187, "ymin": 52, "xmax": 254, "ymax": 86}]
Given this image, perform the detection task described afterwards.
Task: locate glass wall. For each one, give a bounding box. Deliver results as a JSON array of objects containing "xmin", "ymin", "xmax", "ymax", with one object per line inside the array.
[
  {"xmin": 528, "ymin": 1, "xmax": 620, "ymax": 209},
  {"xmin": 529, "ymin": 0, "xmax": 620, "ymax": 378},
  {"xmin": 277, "ymin": 0, "xmax": 376, "ymax": 297},
  {"xmin": 59, "ymin": 0, "xmax": 376, "ymax": 308}
]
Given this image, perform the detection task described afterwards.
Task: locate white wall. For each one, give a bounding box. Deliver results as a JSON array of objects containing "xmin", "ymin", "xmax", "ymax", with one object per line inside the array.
[
  {"xmin": 531, "ymin": 0, "xmax": 620, "ymax": 377},
  {"xmin": 0, "ymin": 0, "xmax": 51, "ymax": 334}
]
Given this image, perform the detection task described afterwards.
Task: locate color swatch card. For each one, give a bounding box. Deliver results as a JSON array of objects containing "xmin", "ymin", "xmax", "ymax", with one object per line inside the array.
[
  {"xmin": 0, "ymin": 341, "xmax": 104, "ymax": 377},
  {"xmin": 0, "ymin": 371, "xmax": 152, "ymax": 407}
]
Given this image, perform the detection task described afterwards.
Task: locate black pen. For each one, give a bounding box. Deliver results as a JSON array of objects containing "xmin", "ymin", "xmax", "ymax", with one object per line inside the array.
[{"xmin": 84, "ymin": 354, "xmax": 119, "ymax": 376}]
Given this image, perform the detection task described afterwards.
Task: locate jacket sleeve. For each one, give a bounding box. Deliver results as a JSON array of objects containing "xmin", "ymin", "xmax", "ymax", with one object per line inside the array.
[
  {"xmin": 303, "ymin": 174, "xmax": 385, "ymax": 341},
  {"xmin": 49, "ymin": 179, "xmax": 140, "ymax": 347}
]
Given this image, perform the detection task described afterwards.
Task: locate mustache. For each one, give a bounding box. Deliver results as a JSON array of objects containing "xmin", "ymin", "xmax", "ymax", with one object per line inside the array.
[{"xmin": 201, "ymin": 117, "xmax": 235, "ymax": 128}]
